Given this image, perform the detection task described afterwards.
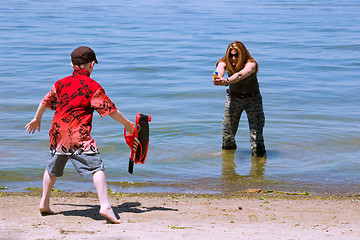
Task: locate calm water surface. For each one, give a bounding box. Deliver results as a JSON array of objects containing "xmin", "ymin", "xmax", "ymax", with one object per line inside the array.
[{"xmin": 0, "ymin": 0, "xmax": 359, "ymax": 195}]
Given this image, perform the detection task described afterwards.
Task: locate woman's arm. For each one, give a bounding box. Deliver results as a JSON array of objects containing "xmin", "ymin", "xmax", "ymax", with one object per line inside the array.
[
  {"xmin": 25, "ymin": 102, "xmax": 47, "ymax": 134},
  {"xmin": 213, "ymin": 61, "xmax": 227, "ymax": 86},
  {"xmin": 109, "ymin": 110, "xmax": 134, "ymax": 134},
  {"xmin": 213, "ymin": 61, "xmax": 257, "ymax": 86},
  {"xmin": 227, "ymin": 61, "xmax": 257, "ymax": 84}
]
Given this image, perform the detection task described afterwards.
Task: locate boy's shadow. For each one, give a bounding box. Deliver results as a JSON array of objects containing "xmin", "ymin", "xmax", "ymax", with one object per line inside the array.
[
  {"xmin": 55, "ymin": 202, "xmax": 178, "ymax": 222},
  {"xmin": 117, "ymin": 202, "xmax": 178, "ymax": 214}
]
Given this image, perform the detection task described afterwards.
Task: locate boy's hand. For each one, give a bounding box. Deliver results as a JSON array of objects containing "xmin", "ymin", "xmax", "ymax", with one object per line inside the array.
[
  {"xmin": 126, "ymin": 121, "xmax": 135, "ymax": 134},
  {"xmin": 25, "ymin": 118, "xmax": 41, "ymax": 134}
]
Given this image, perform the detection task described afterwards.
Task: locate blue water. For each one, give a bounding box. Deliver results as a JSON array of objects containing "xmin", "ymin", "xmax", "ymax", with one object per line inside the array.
[{"xmin": 1, "ymin": 0, "xmax": 359, "ymax": 195}]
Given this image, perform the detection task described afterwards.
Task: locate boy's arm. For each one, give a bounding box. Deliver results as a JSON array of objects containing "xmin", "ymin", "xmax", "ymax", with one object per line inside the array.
[
  {"xmin": 25, "ymin": 102, "xmax": 47, "ymax": 134},
  {"xmin": 109, "ymin": 110, "xmax": 134, "ymax": 134}
]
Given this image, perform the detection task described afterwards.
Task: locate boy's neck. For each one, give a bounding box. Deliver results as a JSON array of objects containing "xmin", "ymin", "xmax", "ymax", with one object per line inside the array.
[{"xmin": 73, "ymin": 61, "xmax": 94, "ymax": 75}]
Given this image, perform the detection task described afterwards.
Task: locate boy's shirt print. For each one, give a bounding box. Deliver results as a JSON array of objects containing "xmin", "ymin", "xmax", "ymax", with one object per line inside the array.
[{"xmin": 41, "ymin": 68, "xmax": 117, "ymax": 155}]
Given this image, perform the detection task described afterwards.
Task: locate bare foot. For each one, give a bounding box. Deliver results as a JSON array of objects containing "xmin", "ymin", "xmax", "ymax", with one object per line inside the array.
[
  {"xmin": 100, "ymin": 207, "xmax": 122, "ymax": 224},
  {"xmin": 39, "ymin": 208, "xmax": 55, "ymax": 216}
]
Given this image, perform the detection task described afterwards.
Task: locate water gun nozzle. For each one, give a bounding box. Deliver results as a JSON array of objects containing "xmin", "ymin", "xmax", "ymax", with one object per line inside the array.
[{"xmin": 213, "ymin": 71, "xmax": 219, "ymax": 79}]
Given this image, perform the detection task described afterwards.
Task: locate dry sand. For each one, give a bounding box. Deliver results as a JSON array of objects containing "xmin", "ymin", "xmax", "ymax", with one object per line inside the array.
[{"xmin": 0, "ymin": 191, "xmax": 359, "ymax": 240}]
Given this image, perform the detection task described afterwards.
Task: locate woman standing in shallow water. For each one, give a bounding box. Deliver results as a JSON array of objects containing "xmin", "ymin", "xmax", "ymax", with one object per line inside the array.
[{"xmin": 213, "ymin": 41, "xmax": 266, "ymax": 157}]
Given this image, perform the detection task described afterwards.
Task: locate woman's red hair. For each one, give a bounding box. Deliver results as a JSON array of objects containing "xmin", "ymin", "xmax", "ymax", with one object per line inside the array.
[{"xmin": 217, "ymin": 41, "xmax": 258, "ymax": 76}]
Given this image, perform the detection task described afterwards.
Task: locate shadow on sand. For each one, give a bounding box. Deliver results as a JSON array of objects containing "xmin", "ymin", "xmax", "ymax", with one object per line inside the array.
[{"xmin": 53, "ymin": 201, "xmax": 178, "ymax": 223}]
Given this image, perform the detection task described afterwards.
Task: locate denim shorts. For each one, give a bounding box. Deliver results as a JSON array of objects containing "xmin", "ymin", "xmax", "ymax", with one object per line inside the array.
[{"xmin": 47, "ymin": 153, "xmax": 105, "ymax": 177}]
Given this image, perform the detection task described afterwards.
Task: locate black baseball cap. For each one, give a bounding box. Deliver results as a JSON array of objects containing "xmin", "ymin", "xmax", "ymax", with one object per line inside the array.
[{"xmin": 71, "ymin": 46, "xmax": 98, "ymax": 66}]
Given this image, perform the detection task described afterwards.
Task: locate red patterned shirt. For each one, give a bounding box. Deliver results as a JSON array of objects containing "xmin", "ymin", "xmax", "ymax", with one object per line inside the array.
[{"xmin": 41, "ymin": 68, "xmax": 117, "ymax": 155}]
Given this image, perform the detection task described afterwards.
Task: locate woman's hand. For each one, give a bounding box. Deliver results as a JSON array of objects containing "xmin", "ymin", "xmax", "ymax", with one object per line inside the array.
[
  {"xmin": 213, "ymin": 76, "xmax": 228, "ymax": 86},
  {"xmin": 212, "ymin": 62, "xmax": 227, "ymax": 86}
]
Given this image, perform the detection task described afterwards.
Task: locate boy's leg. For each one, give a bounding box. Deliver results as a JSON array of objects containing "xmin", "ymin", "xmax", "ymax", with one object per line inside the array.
[
  {"xmin": 70, "ymin": 154, "xmax": 120, "ymax": 223},
  {"xmin": 93, "ymin": 170, "xmax": 121, "ymax": 224},
  {"xmin": 39, "ymin": 169, "xmax": 57, "ymax": 215},
  {"xmin": 40, "ymin": 154, "xmax": 68, "ymax": 215}
]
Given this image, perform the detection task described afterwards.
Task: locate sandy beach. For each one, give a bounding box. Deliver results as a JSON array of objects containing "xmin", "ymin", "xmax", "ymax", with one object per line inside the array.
[{"xmin": 1, "ymin": 191, "xmax": 359, "ymax": 240}]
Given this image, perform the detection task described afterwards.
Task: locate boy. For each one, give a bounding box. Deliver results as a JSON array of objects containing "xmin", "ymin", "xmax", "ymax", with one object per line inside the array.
[{"xmin": 25, "ymin": 46, "xmax": 134, "ymax": 224}]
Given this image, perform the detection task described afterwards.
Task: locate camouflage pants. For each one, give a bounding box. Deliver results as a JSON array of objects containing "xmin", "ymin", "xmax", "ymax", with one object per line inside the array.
[{"xmin": 222, "ymin": 93, "xmax": 266, "ymax": 155}]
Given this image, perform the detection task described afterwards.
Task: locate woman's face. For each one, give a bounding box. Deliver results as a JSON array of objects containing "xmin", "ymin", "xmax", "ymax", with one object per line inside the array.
[{"xmin": 229, "ymin": 49, "xmax": 238, "ymax": 66}]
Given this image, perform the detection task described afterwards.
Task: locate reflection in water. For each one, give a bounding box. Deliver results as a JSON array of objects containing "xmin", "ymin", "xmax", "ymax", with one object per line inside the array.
[{"xmin": 221, "ymin": 150, "xmax": 267, "ymax": 185}]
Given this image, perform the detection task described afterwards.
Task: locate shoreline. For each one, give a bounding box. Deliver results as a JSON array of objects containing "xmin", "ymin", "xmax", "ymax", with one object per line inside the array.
[
  {"xmin": 2, "ymin": 180, "xmax": 360, "ymax": 197},
  {"xmin": 1, "ymin": 190, "xmax": 359, "ymax": 240},
  {"xmin": 1, "ymin": 188, "xmax": 360, "ymax": 199},
  {"xmin": 105, "ymin": 182, "xmax": 360, "ymax": 198}
]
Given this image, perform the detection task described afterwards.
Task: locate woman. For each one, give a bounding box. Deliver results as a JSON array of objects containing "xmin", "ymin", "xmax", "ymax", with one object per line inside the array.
[{"xmin": 213, "ymin": 41, "xmax": 266, "ymax": 157}]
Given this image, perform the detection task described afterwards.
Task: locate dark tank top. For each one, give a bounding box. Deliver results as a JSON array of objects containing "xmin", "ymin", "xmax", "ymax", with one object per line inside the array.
[{"xmin": 229, "ymin": 73, "xmax": 259, "ymax": 93}]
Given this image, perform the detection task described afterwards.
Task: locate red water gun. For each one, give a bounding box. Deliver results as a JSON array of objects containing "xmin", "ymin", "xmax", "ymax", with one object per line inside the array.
[{"xmin": 124, "ymin": 113, "xmax": 151, "ymax": 174}]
